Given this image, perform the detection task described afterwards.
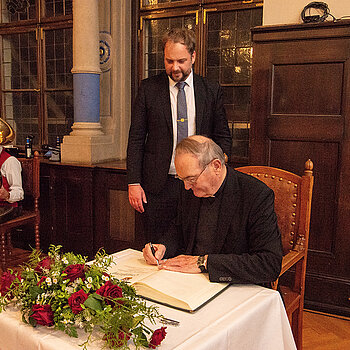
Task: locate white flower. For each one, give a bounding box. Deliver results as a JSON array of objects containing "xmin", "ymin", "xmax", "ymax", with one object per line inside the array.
[
  {"xmin": 52, "ymin": 278, "xmax": 58, "ymax": 284},
  {"xmin": 45, "ymin": 277, "xmax": 52, "ymax": 286},
  {"xmin": 66, "ymin": 286, "xmax": 74, "ymax": 294},
  {"xmin": 102, "ymin": 275, "xmax": 109, "ymax": 281},
  {"xmin": 75, "ymin": 320, "xmax": 84, "ymax": 328},
  {"xmin": 87, "ymin": 277, "xmax": 93, "ymax": 283},
  {"xmin": 86, "ymin": 283, "xmax": 93, "ymax": 289},
  {"xmin": 62, "ymin": 258, "xmax": 68, "ymax": 264}
]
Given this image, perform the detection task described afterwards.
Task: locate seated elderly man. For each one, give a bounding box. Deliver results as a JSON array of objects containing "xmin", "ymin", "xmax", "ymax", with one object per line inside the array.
[
  {"xmin": 143, "ymin": 135, "xmax": 282, "ymax": 287},
  {"xmin": 0, "ymin": 145, "xmax": 23, "ymax": 223}
]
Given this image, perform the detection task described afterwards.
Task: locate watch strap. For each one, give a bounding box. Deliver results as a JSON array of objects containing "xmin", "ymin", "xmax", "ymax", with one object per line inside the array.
[{"xmin": 197, "ymin": 255, "xmax": 207, "ymax": 273}]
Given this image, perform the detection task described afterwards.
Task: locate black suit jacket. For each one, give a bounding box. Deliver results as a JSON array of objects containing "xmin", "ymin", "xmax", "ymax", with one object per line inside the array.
[
  {"xmin": 127, "ymin": 72, "xmax": 232, "ymax": 194},
  {"xmin": 159, "ymin": 166, "xmax": 283, "ymax": 285}
]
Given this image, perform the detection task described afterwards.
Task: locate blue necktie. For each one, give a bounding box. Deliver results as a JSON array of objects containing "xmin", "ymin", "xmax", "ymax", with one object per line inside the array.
[{"xmin": 176, "ymin": 81, "xmax": 188, "ymax": 144}]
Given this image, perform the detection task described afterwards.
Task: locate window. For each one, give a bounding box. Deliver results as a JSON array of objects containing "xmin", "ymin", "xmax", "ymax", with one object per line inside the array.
[{"xmin": 0, "ymin": 0, "xmax": 73, "ymax": 147}]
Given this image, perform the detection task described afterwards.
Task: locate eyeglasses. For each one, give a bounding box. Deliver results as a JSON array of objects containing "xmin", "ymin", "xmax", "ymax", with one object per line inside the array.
[{"xmin": 175, "ymin": 160, "xmax": 213, "ymax": 184}]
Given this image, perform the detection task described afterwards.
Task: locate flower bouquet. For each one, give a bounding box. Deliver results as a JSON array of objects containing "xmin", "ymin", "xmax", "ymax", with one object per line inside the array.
[{"xmin": 0, "ymin": 245, "xmax": 167, "ymax": 349}]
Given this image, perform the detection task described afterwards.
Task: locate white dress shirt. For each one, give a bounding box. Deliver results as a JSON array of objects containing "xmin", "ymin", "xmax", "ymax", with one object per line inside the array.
[
  {"xmin": 168, "ymin": 71, "xmax": 196, "ymax": 175},
  {"xmin": 0, "ymin": 146, "xmax": 24, "ymax": 203}
]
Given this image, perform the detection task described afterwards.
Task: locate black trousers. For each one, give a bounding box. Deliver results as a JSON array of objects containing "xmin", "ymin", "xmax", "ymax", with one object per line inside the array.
[{"xmin": 143, "ymin": 176, "xmax": 183, "ymax": 243}]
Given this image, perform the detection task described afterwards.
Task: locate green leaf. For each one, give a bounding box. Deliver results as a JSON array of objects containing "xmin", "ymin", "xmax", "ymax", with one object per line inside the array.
[
  {"xmin": 132, "ymin": 315, "xmax": 144, "ymax": 328},
  {"xmin": 92, "ymin": 292, "xmax": 103, "ymax": 301},
  {"xmin": 84, "ymin": 294, "xmax": 103, "ymax": 311},
  {"xmin": 28, "ymin": 315, "xmax": 37, "ymax": 327},
  {"xmin": 29, "ymin": 286, "xmax": 44, "ymax": 299}
]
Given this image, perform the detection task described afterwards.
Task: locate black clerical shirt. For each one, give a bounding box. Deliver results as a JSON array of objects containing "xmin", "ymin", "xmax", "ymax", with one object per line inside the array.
[{"xmin": 192, "ymin": 174, "xmax": 227, "ymax": 255}]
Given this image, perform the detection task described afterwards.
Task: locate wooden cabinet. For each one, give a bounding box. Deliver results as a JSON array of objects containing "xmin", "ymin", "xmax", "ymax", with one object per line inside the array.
[
  {"xmin": 250, "ymin": 20, "xmax": 350, "ymax": 317},
  {"xmin": 94, "ymin": 164, "xmax": 146, "ymax": 255},
  {"xmin": 40, "ymin": 160, "xmax": 145, "ymax": 259},
  {"xmin": 40, "ymin": 161, "xmax": 94, "ymax": 257}
]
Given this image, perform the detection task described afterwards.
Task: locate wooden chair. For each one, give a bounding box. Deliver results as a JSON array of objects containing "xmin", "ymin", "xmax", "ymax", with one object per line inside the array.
[
  {"xmin": 0, "ymin": 151, "xmax": 40, "ymax": 269},
  {"xmin": 236, "ymin": 160, "xmax": 314, "ymax": 350}
]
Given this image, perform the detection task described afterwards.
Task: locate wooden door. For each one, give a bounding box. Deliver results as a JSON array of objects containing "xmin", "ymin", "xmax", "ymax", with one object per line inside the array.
[{"xmin": 250, "ymin": 21, "xmax": 350, "ymax": 317}]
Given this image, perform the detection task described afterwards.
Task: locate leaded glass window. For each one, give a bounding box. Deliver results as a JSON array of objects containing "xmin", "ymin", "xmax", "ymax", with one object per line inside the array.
[
  {"xmin": 0, "ymin": 0, "xmax": 36, "ymax": 23},
  {"xmin": 0, "ymin": 0, "xmax": 72, "ymax": 146},
  {"xmin": 206, "ymin": 7, "xmax": 262, "ymax": 160},
  {"xmin": 142, "ymin": 0, "xmax": 190, "ymax": 8},
  {"xmin": 43, "ymin": 0, "xmax": 72, "ymax": 18}
]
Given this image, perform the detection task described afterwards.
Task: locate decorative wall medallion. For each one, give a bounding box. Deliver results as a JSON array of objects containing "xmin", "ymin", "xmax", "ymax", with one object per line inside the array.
[{"xmin": 99, "ymin": 31, "xmax": 112, "ymax": 72}]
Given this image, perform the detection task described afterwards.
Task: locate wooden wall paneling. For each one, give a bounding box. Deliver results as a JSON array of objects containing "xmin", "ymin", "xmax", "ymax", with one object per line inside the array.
[
  {"xmin": 250, "ymin": 21, "xmax": 350, "ymax": 316},
  {"xmin": 94, "ymin": 167, "xmax": 146, "ymax": 254},
  {"xmin": 40, "ymin": 163, "xmax": 95, "ymax": 258},
  {"xmin": 39, "ymin": 163, "xmax": 52, "ymax": 251},
  {"xmin": 53, "ymin": 165, "xmax": 94, "ymax": 258}
]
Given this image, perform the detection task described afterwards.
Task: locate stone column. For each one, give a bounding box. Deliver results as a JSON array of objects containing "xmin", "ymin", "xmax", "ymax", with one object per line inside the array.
[{"xmin": 61, "ymin": 0, "xmax": 111, "ymax": 163}]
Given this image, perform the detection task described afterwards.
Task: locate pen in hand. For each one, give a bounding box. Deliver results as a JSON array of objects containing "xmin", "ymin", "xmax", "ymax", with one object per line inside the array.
[{"xmin": 149, "ymin": 242, "xmax": 159, "ymax": 266}]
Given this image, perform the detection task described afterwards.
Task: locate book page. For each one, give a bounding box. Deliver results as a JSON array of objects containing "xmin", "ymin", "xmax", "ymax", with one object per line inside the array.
[
  {"xmin": 109, "ymin": 251, "xmax": 158, "ymax": 283},
  {"xmin": 136, "ymin": 269, "xmax": 227, "ymax": 311},
  {"xmin": 109, "ymin": 250, "xmax": 228, "ymax": 312}
]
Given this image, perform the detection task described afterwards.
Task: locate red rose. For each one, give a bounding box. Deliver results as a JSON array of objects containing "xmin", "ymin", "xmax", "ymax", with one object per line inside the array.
[
  {"xmin": 96, "ymin": 280, "xmax": 123, "ymax": 306},
  {"xmin": 103, "ymin": 330, "xmax": 131, "ymax": 347},
  {"xmin": 68, "ymin": 289, "xmax": 89, "ymax": 314},
  {"xmin": 149, "ymin": 327, "xmax": 167, "ymax": 349},
  {"xmin": 63, "ymin": 264, "xmax": 85, "ymax": 282},
  {"xmin": 34, "ymin": 257, "xmax": 53, "ymax": 274},
  {"xmin": 0, "ymin": 271, "xmax": 21, "ymax": 298},
  {"xmin": 30, "ymin": 304, "xmax": 54, "ymax": 326}
]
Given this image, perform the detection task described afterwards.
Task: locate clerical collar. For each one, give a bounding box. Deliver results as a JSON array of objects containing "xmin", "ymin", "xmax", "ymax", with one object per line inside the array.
[{"xmin": 203, "ymin": 170, "xmax": 227, "ymax": 203}]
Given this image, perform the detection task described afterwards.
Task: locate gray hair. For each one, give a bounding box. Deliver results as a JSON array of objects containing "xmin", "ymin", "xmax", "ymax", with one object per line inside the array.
[
  {"xmin": 175, "ymin": 136, "xmax": 225, "ymax": 168},
  {"xmin": 162, "ymin": 28, "xmax": 196, "ymax": 55}
]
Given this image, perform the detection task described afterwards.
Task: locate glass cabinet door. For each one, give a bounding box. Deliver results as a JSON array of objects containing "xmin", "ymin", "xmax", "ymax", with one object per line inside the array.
[{"xmin": 205, "ymin": 7, "xmax": 262, "ymax": 162}]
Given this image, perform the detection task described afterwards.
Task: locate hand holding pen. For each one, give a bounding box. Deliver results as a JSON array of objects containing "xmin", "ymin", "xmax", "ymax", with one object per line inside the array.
[
  {"xmin": 143, "ymin": 243, "xmax": 166, "ymax": 267},
  {"xmin": 149, "ymin": 242, "xmax": 159, "ymax": 266}
]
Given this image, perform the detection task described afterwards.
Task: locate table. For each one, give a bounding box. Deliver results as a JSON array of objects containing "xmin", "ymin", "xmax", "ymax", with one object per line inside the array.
[{"xmin": 0, "ymin": 249, "xmax": 296, "ymax": 350}]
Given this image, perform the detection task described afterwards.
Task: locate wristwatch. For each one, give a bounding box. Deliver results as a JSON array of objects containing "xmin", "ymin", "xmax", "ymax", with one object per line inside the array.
[{"xmin": 197, "ymin": 255, "xmax": 207, "ymax": 273}]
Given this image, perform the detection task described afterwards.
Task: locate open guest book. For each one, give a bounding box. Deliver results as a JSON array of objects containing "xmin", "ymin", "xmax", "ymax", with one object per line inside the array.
[{"xmin": 109, "ymin": 249, "xmax": 229, "ymax": 312}]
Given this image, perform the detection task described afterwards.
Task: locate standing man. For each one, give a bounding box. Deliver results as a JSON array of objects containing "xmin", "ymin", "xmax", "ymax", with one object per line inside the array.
[{"xmin": 127, "ymin": 28, "xmax": 232, "ymax": 242}]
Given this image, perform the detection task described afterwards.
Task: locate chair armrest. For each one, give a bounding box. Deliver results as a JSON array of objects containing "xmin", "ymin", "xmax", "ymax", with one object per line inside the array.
[{"xmin": 280, "ymin": 250, "xmax": 305, "ymax": 276}]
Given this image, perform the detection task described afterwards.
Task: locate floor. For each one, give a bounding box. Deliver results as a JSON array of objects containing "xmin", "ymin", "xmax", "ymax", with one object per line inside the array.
[{"xmin": 303, "ymin": 310, "xmax": 350, "ymax": 350}]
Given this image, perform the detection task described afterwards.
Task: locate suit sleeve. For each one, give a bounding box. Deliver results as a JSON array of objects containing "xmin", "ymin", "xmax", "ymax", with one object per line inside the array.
[
  {"xmin": 210, "ymin": 83, "xmax": 232, "ymax": 160},
  {"xmin": 207, "ymin": 188, "xmax": 283, "ymax": 284},
  {"xmin": 127, "ymin": 80, "xmax": 148, "ymax": 185}
]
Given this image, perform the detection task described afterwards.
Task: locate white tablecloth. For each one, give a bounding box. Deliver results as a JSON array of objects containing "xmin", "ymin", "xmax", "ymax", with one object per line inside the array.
[{"xmin": 0, "ymin": 249, "xmax": 296, "ymax": 350}]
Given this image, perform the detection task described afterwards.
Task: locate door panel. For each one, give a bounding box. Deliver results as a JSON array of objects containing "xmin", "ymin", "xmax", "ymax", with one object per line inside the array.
[{"xmin": 250, "ymin": 21, "xmax": 350, "ymax": 316}]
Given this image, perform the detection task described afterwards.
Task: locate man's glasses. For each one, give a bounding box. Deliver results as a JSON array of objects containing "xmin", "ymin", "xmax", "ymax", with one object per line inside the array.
[{"xmin": 175, "ymin": 160, "xmax": 213, "ymax": 184}]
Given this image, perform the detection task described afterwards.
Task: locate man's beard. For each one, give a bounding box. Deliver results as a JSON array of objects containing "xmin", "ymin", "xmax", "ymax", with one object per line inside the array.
[{"xmin": 169, "ymin": 67, "xmax": 192, "ymax": 82}]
